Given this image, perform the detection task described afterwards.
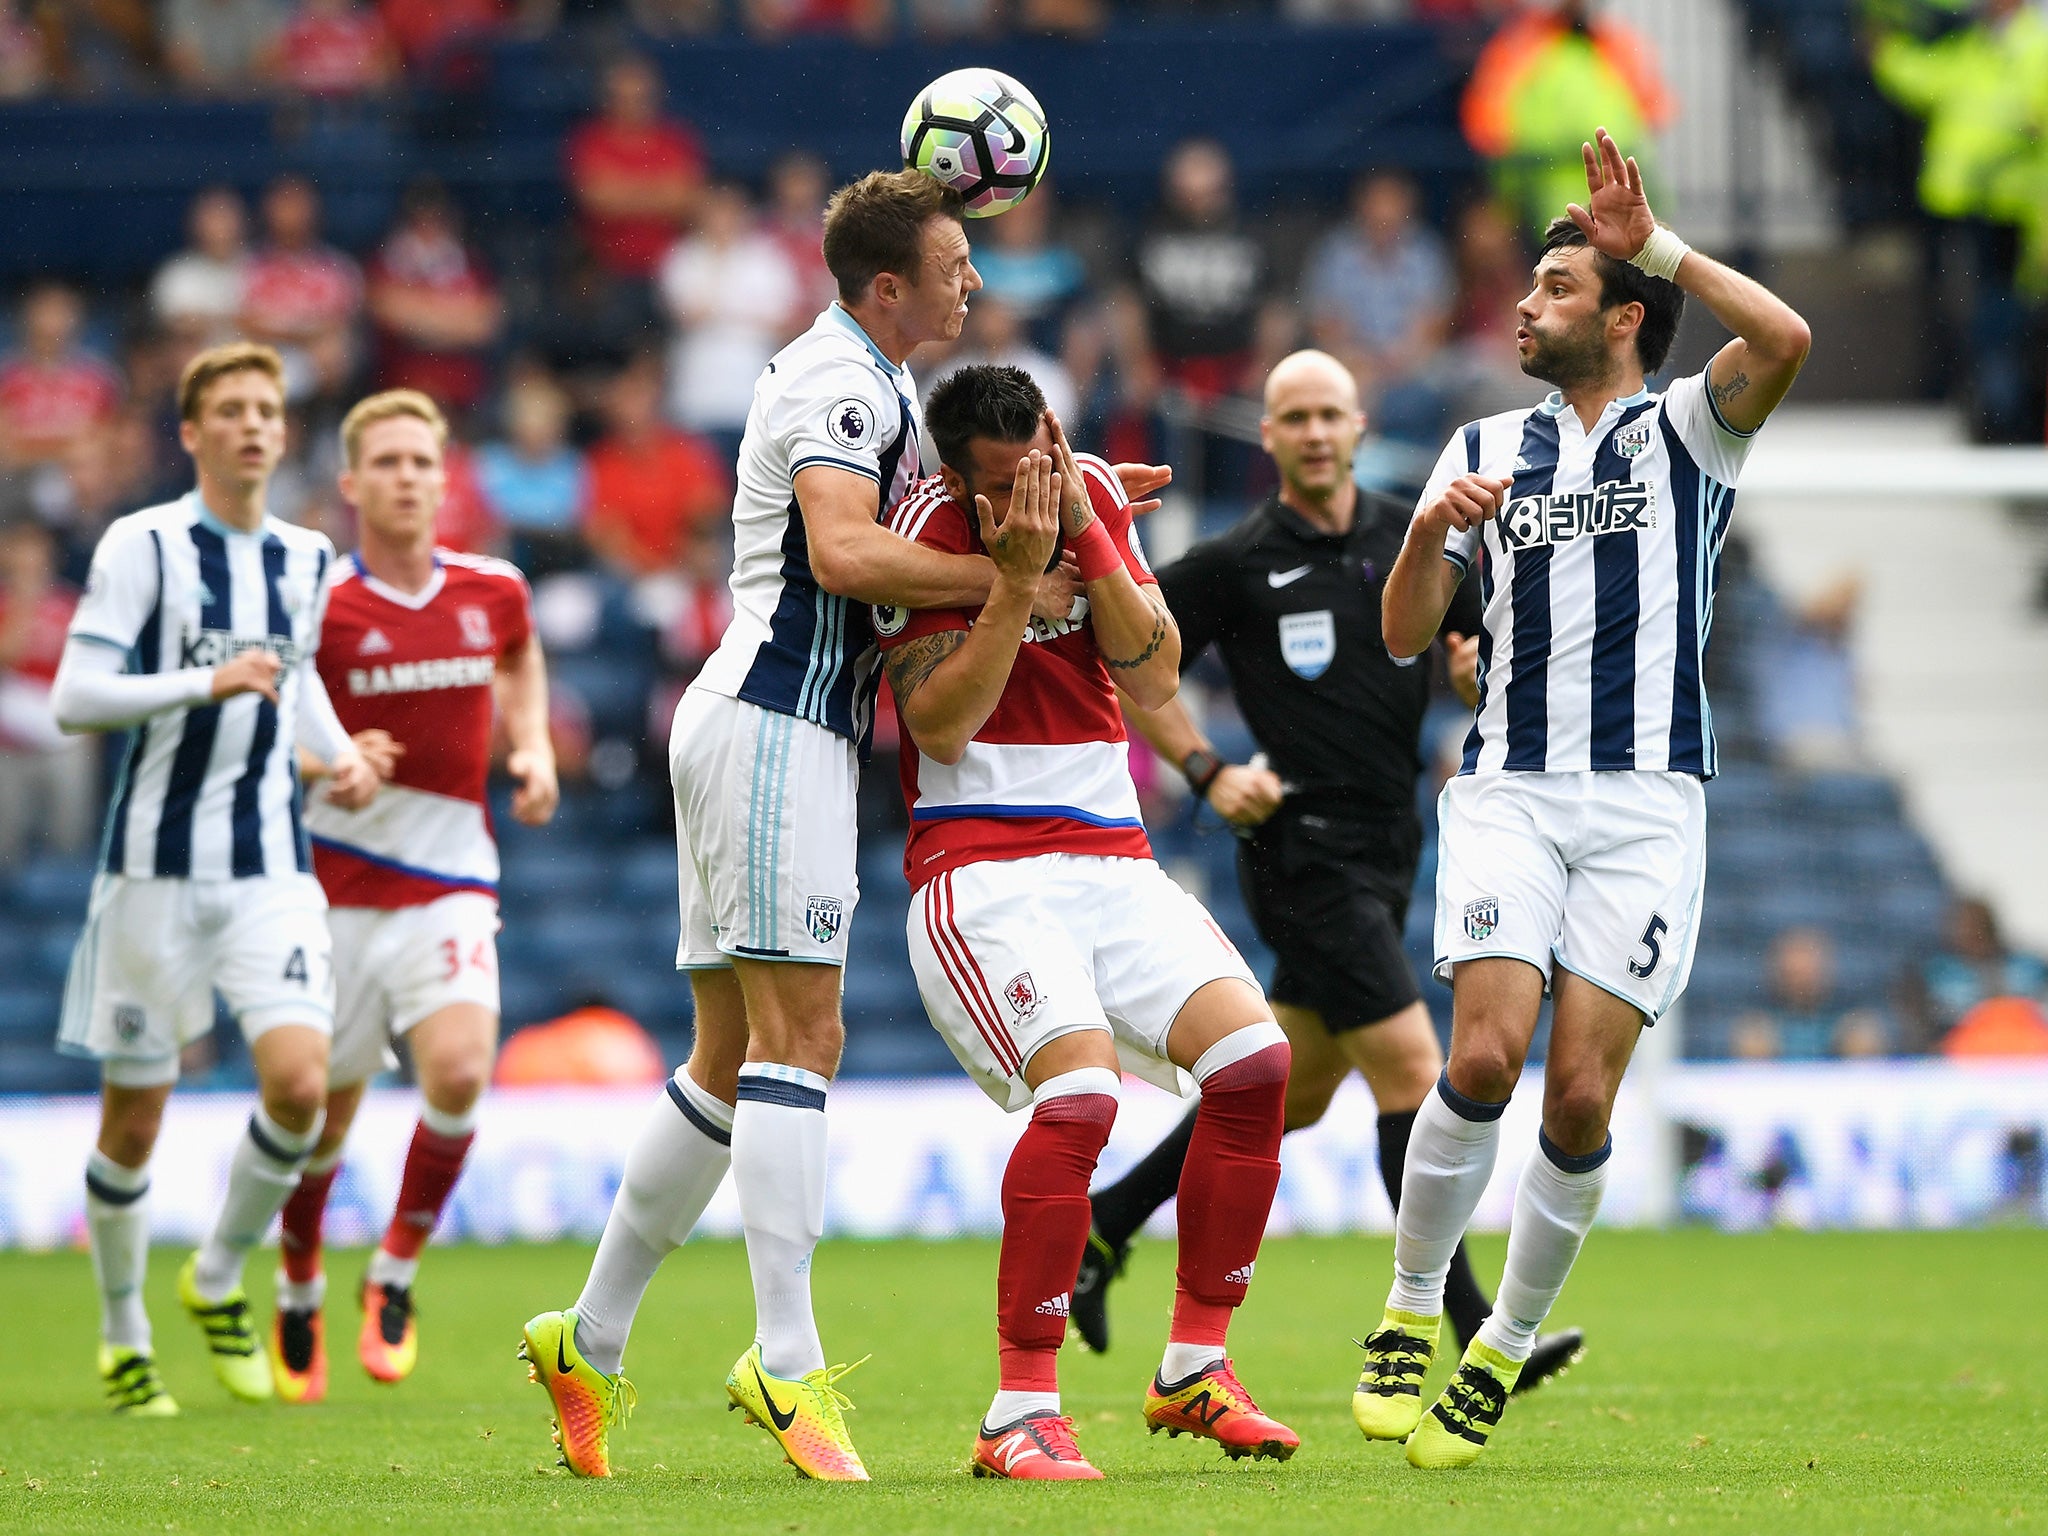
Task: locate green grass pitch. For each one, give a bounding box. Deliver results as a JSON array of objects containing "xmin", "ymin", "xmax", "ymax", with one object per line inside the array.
[{"xmin": 3, "ymin": 1229, "xmax": 2042, "ymax": 1533}]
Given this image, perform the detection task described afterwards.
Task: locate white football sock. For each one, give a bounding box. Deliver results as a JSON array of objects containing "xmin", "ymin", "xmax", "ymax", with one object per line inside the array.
[
  {"xmin": 986, "ymin": 1389, "xmax": 1061, "ymax": 1428},
  {"xmin": 275, "ymin": 1273, "xmax": 326, "ymax": 1312},
  {"xmin": 86, "ymin": 1150, "xmax": 152, "ymax": 1351},
  {"xmin": 732, "ymin": 1062, "xmax": 829, "ymax": 1380},
  {"xmin": 366, "ymin": 1249, "xmax": 419, "ymax": 1290},
  {"xmin": 192, "ymin": 1108, "xmax": 321, "ymax": 1302},
  {"xmin": 1159, "ymin": 1341, "xmax": 1226, "ymax": 1384},
  {"xmin": 1387, "ymin": 1075, "xmax": 1506, "ymax": 1319},
  {"xmin": 1478, "ymin": 1131, "xmax": 1612, "ymax": 1364},
  {"xmin": 574, "ymin": 1069, "xmax": 735, "ymax": 1376}
]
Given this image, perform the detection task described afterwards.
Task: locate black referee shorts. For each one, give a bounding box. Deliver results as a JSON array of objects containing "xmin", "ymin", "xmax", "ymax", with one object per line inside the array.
[{"xmin": 1236, "ymin": 810, "xmax": 1423, "ymax": 1035}]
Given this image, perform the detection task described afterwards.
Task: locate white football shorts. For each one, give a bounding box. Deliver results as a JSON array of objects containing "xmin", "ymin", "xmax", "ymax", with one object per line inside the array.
[
  {"xmin": 1432, "ymin": 769, "xmax": 1707, "ymax": 1023},
  {"xmin": 57, "ymin": 871, "xmax": 334, "ymax": 1086},
  {"xmin": 908, "ymin": 853, "xmax": 1260, "ymax": 1112},
  {"xmin": 670, "ymin": 687, "xmax": 859, "ymax": 969},
  {"xmin": 327, "ymin": 892, "xmax": 502, "ymax": 1086}
]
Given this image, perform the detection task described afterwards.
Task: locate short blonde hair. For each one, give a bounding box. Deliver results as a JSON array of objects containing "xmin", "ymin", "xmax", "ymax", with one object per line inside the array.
[
  {"xmin": 340, "ymin": 389, "xmax": 449, "ymax": 467},
  {"xmin": 177, "ymin": 342, "xmax": 286, "ymax": 422}
]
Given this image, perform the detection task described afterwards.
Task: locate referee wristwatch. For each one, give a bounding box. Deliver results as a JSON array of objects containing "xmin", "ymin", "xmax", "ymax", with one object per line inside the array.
[{"xmin": 1180, "ymin": 748, "xmax": 1224, "ymax": 797}]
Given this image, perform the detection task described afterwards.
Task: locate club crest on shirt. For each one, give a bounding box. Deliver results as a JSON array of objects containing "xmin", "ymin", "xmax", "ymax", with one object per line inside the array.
[
  {"xmin": 1004, "ymin": 972, "xmax": 1042, "ymax": 1020},
  {"xmin": 1463, "ymin": 897, "xmax": 1500, "ymax": 942},
  {"xmin": 1612, "ymin": 421, "xmax": 1654, "ymax": 459},
  {"xmin": 806, "ymin": 895, "xmax": 845, "ymax": 945},
  {"xmin": 458, "ymin": 605, "xmax": 493, "ymax": 650},
  {"xmin": 828, "ymin": 397, "xmax": 875, "ymax": 451},
  {"xmin": 1278, "ymin": 609, "xmax": 1336, "ymax": 680}
]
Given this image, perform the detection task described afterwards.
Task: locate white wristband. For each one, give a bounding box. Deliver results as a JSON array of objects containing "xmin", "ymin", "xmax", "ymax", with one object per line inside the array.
[{"xmin": 1628, "ymin": 225, "xmax": 1691, "ymax": 283}]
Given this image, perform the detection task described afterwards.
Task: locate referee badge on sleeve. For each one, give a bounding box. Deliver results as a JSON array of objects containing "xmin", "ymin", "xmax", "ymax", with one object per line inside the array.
[{"xmin": 1278, "ymin": 610, "xmax": 1335, "ymax": 680}]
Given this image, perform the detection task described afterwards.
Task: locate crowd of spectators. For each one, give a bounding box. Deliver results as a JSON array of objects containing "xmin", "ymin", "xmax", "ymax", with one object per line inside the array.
[{"xmin": 0, "ymin": 0, "xmax": 1541, "ymax": 97}]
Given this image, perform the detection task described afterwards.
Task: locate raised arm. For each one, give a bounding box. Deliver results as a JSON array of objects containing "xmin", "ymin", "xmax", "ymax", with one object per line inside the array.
[
  {"xmin": 1569, "ymin": 127, "xmax": 1811, "ymax": 434},
  {"xmin": 1045, "ymin": 414, "xmax": 1180, "ymax": 710},
  {"xmin": 883, "ymin": 451, "xmax": 1061, "ymax": 767}
]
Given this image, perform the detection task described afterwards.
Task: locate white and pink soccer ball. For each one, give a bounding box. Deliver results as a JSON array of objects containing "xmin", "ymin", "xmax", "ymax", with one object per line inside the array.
[{"xmin": 900, "ymin": 67, "xmax": 1050, "ymax": 218}]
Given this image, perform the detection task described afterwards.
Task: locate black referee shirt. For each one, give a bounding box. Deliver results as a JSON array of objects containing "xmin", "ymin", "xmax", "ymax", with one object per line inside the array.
[{"xmin": 1159, "ymin": 489, "xmax": 1482, "ymax": 819}]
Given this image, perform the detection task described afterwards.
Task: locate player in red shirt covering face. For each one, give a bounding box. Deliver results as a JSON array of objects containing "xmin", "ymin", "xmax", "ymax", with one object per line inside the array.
[
  {"xmin": 273, "ymin": 389, "xmax": 556, "ymax": 1403},
  {"xmin": 879, "ymin": 370, "xmax": 1300, "ymax": 1479}
]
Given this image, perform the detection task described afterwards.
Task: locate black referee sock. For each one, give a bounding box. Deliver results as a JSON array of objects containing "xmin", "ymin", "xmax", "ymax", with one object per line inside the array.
[
  {"xmin": 1090, "ymin": 1104, "xmax": 1201, "ymax": 1250},
  {"xmin": 1377, "ymin": 1107, "xmax": 1493, "ymax": 1348}
]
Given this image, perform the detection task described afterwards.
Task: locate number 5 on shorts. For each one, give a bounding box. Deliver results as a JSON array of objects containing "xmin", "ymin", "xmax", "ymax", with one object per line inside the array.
[{"xmin": 1627, "ymin": 914, "xmax": 1668, "ymax": 979}]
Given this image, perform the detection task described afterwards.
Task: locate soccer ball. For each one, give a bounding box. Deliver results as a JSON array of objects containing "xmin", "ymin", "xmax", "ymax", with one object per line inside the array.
[{"xmin": 900, "ymin": 67, "xmax": 1049, "ymax": 218}]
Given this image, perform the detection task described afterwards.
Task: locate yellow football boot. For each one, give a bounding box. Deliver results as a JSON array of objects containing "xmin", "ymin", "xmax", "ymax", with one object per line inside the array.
[
  {"xmin": 1406, "ymin": 1338, "xmax": 1523, "ymax": 1469},
  {"xmin": 724, "ymin": 1343, "xmax": 870, "ymax": 1481},
  {"xmin": 99, "ymin": 1345, "xmax": 178, "ymax": 1417},
  {"xmin": 520, "ymin": 1309, "xmax": 636, "ymax": 1478},
  {"xmin": 177, "ymin": 1254, "xmax": 273, "ymax": 1403},
  {"xmin": 1352, "ymin": 1307, "xmax": 1440, "ymax": 1440}
]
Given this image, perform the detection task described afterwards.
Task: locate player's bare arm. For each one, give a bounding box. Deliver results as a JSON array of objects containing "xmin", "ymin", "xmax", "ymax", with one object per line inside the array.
[
  {"xmin": 1045, "ymin": 411, "xmax": 1180, "ymax": 708},
  {"xmin": 1443, "ymin": 632, "xmax": 1481, "ymax": 709},
  {"xmin": 211, "ymin": 647, "xmax": 283, "ymax": 704},
  {"xmin": 298, "ymin": 729, "xmax": 402, "ymax": 785},
  {"xmin": 1383, "ymin": 475, "xmax": 1510, "ymax": 658},
  {"xmin": 1569, "ymin": 127, "xmax": 1811, "ymax": 435},
  {"xmin": 799, "ymin": 463, "xmax": 1076, "ymax": 623},
  {"xmin": 1116, "ymin": 687, "xmax": 1285, "ymax": 829},
  {"xmin": 885, "ymin": 450, "xmax": 1060, "ymax": 766},
  {"xmin": 496, "ymin": 633, "xmax": 558, "ymax": 827}
]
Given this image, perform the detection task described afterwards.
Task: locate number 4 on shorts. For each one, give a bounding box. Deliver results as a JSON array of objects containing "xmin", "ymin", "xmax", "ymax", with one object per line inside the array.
[{"xmin": 1627, "ymin": 915, "xmax": 1667, "ymax": 979}]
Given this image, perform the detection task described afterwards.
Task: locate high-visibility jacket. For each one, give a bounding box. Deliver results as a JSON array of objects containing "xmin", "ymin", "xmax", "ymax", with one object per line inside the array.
[
  {"xmin": 1873, "ymin": 11, "xmax": 2048, "ymax": 225},
  {"xmin": 1462, "ymin": 11, "xmax": 1674, "ymax": 235}
]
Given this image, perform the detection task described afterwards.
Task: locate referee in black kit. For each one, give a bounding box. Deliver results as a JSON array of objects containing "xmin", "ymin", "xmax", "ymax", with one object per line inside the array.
[{"xmin": 1074, "ymin": 349, "xmax": 1581, "ymax": 1401}]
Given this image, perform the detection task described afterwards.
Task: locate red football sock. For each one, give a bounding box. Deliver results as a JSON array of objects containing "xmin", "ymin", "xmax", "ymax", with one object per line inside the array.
[
  {"xmin": 1172, "ymin": 1042, "xmax": 1290, "ymax": 1347},
  {"xmin": 380, "ymin": 1122, "xmax": 475, "ymax": 1262},
  {"xmin": 996, "ymin": 1091, "xmax": 1118, "ymax": 1392},
  {"xmin": 279, "ymin": 1160, "xmax": 341, "ymax": 1285}
]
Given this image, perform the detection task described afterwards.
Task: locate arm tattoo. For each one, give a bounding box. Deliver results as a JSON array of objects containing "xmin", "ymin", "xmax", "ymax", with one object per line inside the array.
[
  {"xmin": 1101, "ymin": 594, "xmax": 1170, "ymax": 672},
  {"xmin": 882, "ymin": 630, "xmax": 965, "ymax": 702},
  {"xmin": 1710, "ymin": 369, "xmax": 1750, "ymax": 409}
]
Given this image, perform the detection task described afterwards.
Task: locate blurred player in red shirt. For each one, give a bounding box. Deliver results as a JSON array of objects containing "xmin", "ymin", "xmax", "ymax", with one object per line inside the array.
[
  {"xmin": 564, "ymin": 54, "xmax": 705, "ymax": 282},
  {"xmin": 878, "ymin": 368, "xmax": 1297, "ymax": 1479},
  {"xmin": 275, "ymin": 388, "xmax": 555, "ymax": 1402},
  {"xmin": 0, "ymin": 516, "xmax": 95, "ymax": 867},
  {"xmin": 0, "ymin": 282, "xmax": 121, "ymax": 468}
]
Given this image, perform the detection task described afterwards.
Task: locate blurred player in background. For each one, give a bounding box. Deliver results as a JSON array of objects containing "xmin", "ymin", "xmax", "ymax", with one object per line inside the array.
[
  {"xmin": 49, "ymin": 343, "xmax": 377, "ymax": 1413},
  {"xmin": 272, "ymin": 389, "xmax": 554, "ymax": 1404},
  {"xmin": 1359, "ymin": 130, "xmax": 1810, "ymax": 1468},
  {"xmin": 1074, "ymin": 349, "xmax": 1583, "ymax": 1402},
  {"xmin": 882, "ymin": 369, "xmax": 1298, "ymax": 1479}
]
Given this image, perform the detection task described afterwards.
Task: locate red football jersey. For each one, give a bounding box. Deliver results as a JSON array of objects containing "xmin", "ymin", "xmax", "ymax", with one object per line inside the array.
[
  {"xmin": 306, "ymin": 548, "xmax": 533, "ymax": 908},
  {"xmin": 877, "ymin": 454, "xmax": 1158, "ymax": 889}
]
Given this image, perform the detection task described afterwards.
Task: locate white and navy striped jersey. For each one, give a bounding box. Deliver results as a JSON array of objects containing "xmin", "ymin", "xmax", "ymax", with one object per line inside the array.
[
  {"xmin": 68, "ymin": 494, "xmax": 334, "ymax": 879},
  {"xmin": 1433, "ymin": 371, "xmax": 1756, "ymax": 778},
  {"xmin": 692, "ymin": 303, "xmax": 925, "ymax": 748}
]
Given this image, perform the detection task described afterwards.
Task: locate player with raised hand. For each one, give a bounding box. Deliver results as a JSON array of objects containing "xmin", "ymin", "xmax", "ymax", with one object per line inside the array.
[
  {"xmin": 50, "ymin": 342, "xmax": 377, "ymax": 1413},
  {"xmin": 881, "ymin": 368, "xmax": 1298, "ymax": 1480},
  {"xmin": 267, "ymin": 389, "xmax": 554, "ymax": 1404},
  {"xmin": 1359, "ymin": 127, "xmax": 1810, "ymax": 1468}
]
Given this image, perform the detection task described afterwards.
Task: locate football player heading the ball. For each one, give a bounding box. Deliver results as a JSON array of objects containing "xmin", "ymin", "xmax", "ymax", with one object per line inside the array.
[{"xmin": 520, "ymin": 168, "xmax": 1166, "ymax": 1483}]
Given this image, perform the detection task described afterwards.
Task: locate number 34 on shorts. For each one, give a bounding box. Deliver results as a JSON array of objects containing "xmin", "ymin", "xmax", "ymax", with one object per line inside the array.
[{"xmin": 1432, "ymin": 770, "xmax": 1706, "ymax": 1024}]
